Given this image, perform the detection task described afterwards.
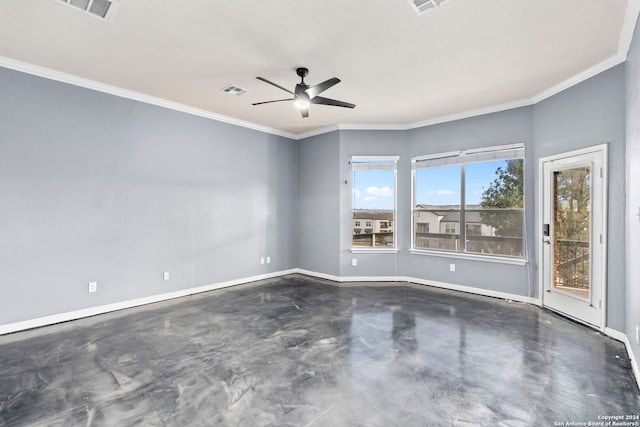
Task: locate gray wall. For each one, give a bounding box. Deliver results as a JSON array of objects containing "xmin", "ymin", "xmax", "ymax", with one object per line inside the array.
[
  {"xmin": 297, "ymin": 131, "xmax": 340, "ymax": 276},
  {"xmin": 533, "ymin": 65, "xmax": 627, "ymax": 331},
  {"xmin": 0, "ymin": 67, "xmax": 298, "ymax": 325},
  {"xmin": 626, "ymin": 18, "xmax": 640, "ymax": 373}
]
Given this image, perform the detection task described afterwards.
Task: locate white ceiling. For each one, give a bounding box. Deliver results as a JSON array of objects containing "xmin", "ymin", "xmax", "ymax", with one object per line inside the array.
[{"xmin": 0, "ymin": 0, "xmax": 637, "ymax": 137}]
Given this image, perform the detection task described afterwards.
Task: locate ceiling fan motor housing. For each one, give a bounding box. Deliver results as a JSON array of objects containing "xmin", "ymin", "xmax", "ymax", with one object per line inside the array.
[{"xmin": 296, "ymin": 67, "xmax": 309, "ymax": 79}]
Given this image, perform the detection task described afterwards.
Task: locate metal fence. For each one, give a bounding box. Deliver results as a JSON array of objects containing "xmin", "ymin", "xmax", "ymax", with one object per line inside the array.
[
  {"xmin": 554, "ymin": 239, "xmax": 589, "ymax": 290},
  {"xmin": 414, "ymin": 232, "xmax": 523, "ymax": 256},
  {"xmin": 352, "ymin": 232, "xmax": 394, "ymax": 247}
]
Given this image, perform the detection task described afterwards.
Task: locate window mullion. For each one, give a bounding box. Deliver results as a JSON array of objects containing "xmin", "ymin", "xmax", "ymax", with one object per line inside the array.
[{"xmin": 460, "ymin": 164, "xmax": 466, "ymax": 253}]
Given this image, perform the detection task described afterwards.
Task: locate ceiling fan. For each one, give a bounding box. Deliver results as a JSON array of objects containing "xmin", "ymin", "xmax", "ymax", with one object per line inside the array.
[{"xmin": 252, "ymin": 67, "xmax": 355, "ymax": 118}]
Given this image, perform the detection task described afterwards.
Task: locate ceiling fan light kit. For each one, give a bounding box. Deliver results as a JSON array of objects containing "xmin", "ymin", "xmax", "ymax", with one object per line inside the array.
[
  {"xmin": 294, "ymin": 99, "xmax": 310, "ymax": 110},
  {"xmin": 253, "ymin": 67, "xmax": 355, "ymax": 118}
]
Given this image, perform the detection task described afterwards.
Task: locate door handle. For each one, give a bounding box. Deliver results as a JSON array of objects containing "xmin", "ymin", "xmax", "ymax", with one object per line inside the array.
[{"xmin": 543, "ymin": 223, "xmax": 551, "ymax": 245}]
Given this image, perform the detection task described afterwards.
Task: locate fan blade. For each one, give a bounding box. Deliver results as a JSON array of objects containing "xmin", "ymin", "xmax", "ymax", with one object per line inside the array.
[
  {"xmin": 300, "ymin": 107, "xmax": 309, "ymax": 118},
  {"xmin": 256, "ymin": 77, "xmax": 294, "ymax": 95},
  {"xmin": 305, "ymin": 77, "xmax": 340, "ymax": 98},
  {"xmin": 311, "ymin": 96, "xmax": 355, "ymax": 109},
  {"xmin": 252, "ymin": 98, "xmax": 294, "ymax": 106}
]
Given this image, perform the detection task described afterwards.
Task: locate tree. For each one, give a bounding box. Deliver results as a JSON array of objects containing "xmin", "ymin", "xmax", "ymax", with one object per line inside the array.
[
  {"xmin": 552, "ymin": 167, "xmax": 591, "ymax": 288},
  {"xmin": 480, "ymin": 159, "xmax": 524, "ymax": 237},
  {"xmin": 553, "ymin": 168, "xmax": 590, "ymax": 241}
]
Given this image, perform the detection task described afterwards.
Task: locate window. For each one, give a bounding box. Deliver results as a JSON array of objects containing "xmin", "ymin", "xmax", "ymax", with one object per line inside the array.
[
  {"xmin": 352, "ymin": 156, "xmax": 398, "ymax": 249},
  {"xmin": 412, "ymin": 144, "xmax": 524, "ymax": 258},
  {"xmin": 355, "ymin": 221, "xmax": 361, "ymax": 227},
  {"xmin": 444, "ymin": 223, "xmax": 457, "ymax": 234},
  {"xmin": 416, "ymin": 223, "xmax": 430, "ymax": 233}
]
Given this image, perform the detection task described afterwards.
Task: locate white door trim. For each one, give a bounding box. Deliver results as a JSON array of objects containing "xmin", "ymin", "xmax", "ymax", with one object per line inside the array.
[{"xmin": 537, "ymin": 144, "xmax": 608, "ymax": 332}]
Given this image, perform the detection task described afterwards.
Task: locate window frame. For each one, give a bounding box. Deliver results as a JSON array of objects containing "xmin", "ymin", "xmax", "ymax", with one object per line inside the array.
[
  {"xmin": 411, "ymin": 144, "xmax": 526, "ymax": 264},
  {"xmin": 351, "ymin": 156, "xmax": 399, "ymax": 253}
]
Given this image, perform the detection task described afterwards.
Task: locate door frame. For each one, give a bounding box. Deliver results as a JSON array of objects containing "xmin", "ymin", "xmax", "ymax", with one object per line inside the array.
[{"xmin": 537, "ymin": 144, "xmax": 608, "ymax": 332}]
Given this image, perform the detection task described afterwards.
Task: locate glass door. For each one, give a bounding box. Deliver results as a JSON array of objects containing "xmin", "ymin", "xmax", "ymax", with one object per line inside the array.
[
  {"xmin": 552, "ymin": 166, "xmax": 591, "ymax": 299},
  {"xmin": 541, "ymin": 147, "xmax": 605, "ymax": 329}
]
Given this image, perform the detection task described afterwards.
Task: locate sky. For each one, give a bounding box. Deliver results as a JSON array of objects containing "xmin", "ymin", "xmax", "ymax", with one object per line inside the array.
[{"xmin": 352, "ymin": 160, "xmax": 508, "ymax": 210}]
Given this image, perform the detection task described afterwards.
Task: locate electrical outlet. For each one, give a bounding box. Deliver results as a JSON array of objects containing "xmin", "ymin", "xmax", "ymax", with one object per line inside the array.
[
  {"xmin": 266, "ymin": 256, "xmax": 271, "ymax": 264},
  {"xmin": 449, "ymin": 263, "xmax": 456, "ymax": 272},
  {"xmin": 88, "ymin": 282, "xmax": 97, "ymax": 293},
  {"xmin": 260, "ymin": 257, "xmax": 265, "ymax": 265},
  {"xmin": 352, "ymin": 259, "xmax": 357, "ymax": 267},
  {"xmin": 163, "ymin": 272, "xmax": 170, "ymax": 281}
]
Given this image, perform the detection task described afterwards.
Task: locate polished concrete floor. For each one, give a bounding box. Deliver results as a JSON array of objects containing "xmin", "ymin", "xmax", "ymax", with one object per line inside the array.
[{"xmin": 0, "ymin": 275, "xmax": 638, "ymax": 426}]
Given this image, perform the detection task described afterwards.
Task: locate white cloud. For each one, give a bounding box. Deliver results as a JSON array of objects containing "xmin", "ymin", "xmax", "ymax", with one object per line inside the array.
[
  {"xmin": 352, "ymin": 189, "xmax": 362, "ymax": 196},
  {"xmin": 363, "ymin": 196, "xmax": 377, "ymax": 202},
  {"xmin": 365, "ymin": 186, "xmax": 393, "ymax": 197},
  {"xmin": 426, "ymin": 189, "xmax": 455, "ymax": 196}
]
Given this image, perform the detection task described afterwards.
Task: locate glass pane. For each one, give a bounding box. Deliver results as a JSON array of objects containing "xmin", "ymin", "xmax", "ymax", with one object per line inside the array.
[
  {"xmin": 415, "ymin": 166, "xmax": 461, "ymax": 208},
  {"xmin": 353, "ymin": 169, "xmax": 395, "ymax": 248},
  {"xmin": 467, "ymin": 159, "xmax": 523, "ymax": 209},
  {"xmin": 465, "ymin": 211, "xmax": 523, "ymax": 256},
  {"xmin": 413, "ymin": 165, "xmax": 461, "ymax": 251},
  {"xmin": 553, "ymin": 166, "xmax": 591, "ymax": 299},
  {"xmin": 414, "ymin": 210, "xmax": 461, "ymax": 251},
  {"xmin": 465, "ymin": 159, "xmax": 524, "ymax": 256}
]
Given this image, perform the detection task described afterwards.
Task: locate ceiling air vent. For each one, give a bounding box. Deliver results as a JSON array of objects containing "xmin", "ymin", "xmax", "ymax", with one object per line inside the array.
[
  {"xmin": 56, "ymin": 0, "xmax": 117, "ymax": 20},
  {"xmin": 221, "ymin": 85, "xmax": 248, "ymax": 96},
  {"xmin": 407, "ymin": 0, "xmax": 450, "ymax": 15}
]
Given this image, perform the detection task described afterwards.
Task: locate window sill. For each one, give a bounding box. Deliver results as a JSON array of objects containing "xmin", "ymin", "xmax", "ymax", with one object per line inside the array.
[
  {"xmin": 409, "ymin": 249, "xmax": 527, "ymax": 265},
  {"xmin": 351, "ymin": 248, "xmax": 399, "ymax": 254}
]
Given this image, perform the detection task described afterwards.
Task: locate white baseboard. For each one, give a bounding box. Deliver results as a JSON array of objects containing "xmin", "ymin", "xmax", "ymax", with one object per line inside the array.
[
  {"xmin": 605, "ymin": 327, "xmax": 627, "ymax": 342},
  {"xmin": 0, "ymin": 269, "xmax": 298, "ymax": 335},
  {"xmin": 293, "ymin": 269, "xmax": 402, "ymax": 284},
  {"xmin": 605, "ymin": 327, "xmax": 640, "ymax": 390},
  {"xmin": 292, "ymin": 269, "xmax": 343, "ymax": 282},
  {"xmin": 293, "ymin": 269, "xmax": 539, "ymax": 305},
  {"xmin": 402, "ymin": 276, "xmax": 539, "ymax": 305},
  {"xmin": 2, "ymin": 266, "xmax": 537, "ymax": 335}
]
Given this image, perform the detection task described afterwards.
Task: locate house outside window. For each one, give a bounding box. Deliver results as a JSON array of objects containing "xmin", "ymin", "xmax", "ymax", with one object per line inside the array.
[
  {"xmin": 412, "ymin": 144, "xmax": 524, "ymax": 258},
  {"xmin": 444, "ymin": 223, "xmax": 457, "ymax": 234},
  {"xmin": 416, "ymin": 223, "xmax": 429, "ymax": 233},
  {"xmin": 352, "ymin": 156, "xmax": 398, "ymax": 249}
]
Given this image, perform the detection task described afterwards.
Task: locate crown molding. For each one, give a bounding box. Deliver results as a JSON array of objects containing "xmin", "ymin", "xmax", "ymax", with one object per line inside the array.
[
  {"xmin": 621, "ymin": 0, "xmax": 640, "ymax": 58},
  {"xmin": 293, "ymin": 125, "xmax": 340, "ymax": 140},
  {"xmin": 530, "ymin": 54, "xmax": 627, "ymax": 104},
  {"xmin": 294, "ymin": 124, "xmax": 408, "ymax": 140},
  {"xmin": 2, "ymin": 1, "xmax": 638, "ymax": 141},
  {"xmin": 0, "ymin": 56, "xmax": 296, "ymax": 140},
  {"xmin": 338, "ymin": 123, "xmax": 408, "ymax": 131},
  {"xmin": 406, "ymin": 98, "xmax": 534, "ymax": 130}
]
